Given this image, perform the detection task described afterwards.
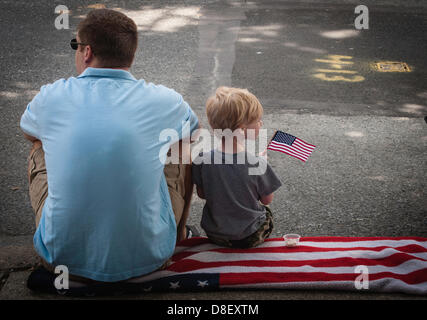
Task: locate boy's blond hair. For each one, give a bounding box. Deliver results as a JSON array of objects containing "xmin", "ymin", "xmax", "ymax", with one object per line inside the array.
[{"xmin": 206, "ymin": 86, "xmax": 263, "ymax": 131}]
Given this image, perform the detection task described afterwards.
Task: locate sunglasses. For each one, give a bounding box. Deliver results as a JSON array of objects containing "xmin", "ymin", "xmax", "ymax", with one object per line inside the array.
[{"xmin": 70, "ymin": 38, "xmax": 88, "ymax": 50}]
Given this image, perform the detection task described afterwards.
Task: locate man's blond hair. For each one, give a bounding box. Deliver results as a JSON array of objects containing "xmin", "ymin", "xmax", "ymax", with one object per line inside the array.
[{"xmin": 206, "ymin": 87, "xmax": 263, "ymax": 131}]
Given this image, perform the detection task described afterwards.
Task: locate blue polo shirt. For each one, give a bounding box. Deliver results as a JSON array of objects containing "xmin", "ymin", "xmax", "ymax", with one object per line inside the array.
[{"xmin": 20, "ymin": 68, "xmax": 198, "ymax": 282}]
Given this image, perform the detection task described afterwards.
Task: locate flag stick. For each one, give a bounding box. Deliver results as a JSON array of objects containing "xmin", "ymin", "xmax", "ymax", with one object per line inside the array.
[{"xmin": 259, "ymin": 130, "xmax": 277, "ymax": 157}]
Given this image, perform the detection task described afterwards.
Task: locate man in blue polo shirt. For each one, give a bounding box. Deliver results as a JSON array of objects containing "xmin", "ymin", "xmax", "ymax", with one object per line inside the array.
[{"xmin": 20, "ymin": 9, "xmax": 198, "ymax": 282}]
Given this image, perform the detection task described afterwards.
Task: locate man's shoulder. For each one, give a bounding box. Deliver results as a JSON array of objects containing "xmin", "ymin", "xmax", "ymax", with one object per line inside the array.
[
  {"xmin": 44, "ymin": 75, "xmax": 181, "ymax": 97},
  {"xmin": 28, "ymin": 78, "xmax": 70, "ymax": 104},
  {"xmin": 37, "ymin": 78, "xmax": 68, "ymax": 93},
  {"xmin": 144, "ymin": 81, "xmax": 183, "ymax": 101}
]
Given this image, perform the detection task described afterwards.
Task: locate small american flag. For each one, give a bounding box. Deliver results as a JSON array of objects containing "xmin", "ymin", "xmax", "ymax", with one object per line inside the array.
[{"xmin": 267, "ymin": 131, "xmax": 316, "ymax": 162}]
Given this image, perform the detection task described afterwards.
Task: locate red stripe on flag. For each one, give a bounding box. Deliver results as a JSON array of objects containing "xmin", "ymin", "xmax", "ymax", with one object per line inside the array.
[
  {"xmin": 167, "ymin": 252, "xmax": 426, "ymax": 272},
  {"xmin": 293, "ymin": 139, "xmax": 316, "ymax": 152},
  {"xmin": 274, "ymin": 140, "xmax": 313, "ymax": 155},
  {"xmin": 298, "ymin": 237, "xmax": 427, "ymax": 242},
  {"xmin": 220, "ymin": 268, "xmax": 427, "ymax": 286},
  {"xmin": 267, "ymin": 145, "xmax": 308, "ymax": 162},
  {"xmin": 294, "ymin": 137, "xmax": 316, "ymax": 149},
  {"xmin": 269, "ymin": 141, "xmax": 312, "ymax": 157},
  {"xmin": 172, "ymin": 244, "xmax": 427, "ymax": 264},
  {"xmin": 268, "ymin": 141, "xmax": 312, "ymax": 157},
  {"xmin": 211, "ymin": 244, "xmax": 427, "ymax": 254}
]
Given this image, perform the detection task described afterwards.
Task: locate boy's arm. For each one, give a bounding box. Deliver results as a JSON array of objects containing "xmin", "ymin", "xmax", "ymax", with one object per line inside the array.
[
  {"xmin": 196, "ymin": 185, "xmax": 205, "ymax": 199},
  {"xmin": 256, "ymin": 160, "xmax": 282, "ymax": 205},
  {"xmin": 260, "ymin": 193, "xmax": 274, "ymax": 205},
  {"xmin": 191, "ymin": 153, "xmax": 205, "ymax": 200}
]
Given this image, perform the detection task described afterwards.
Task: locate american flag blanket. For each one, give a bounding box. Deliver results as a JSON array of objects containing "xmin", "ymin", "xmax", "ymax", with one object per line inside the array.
[
  {"xmin": 128, "ymin": 236, "xmax": 427, "ymax": 295},
  {"xmin": 28, "ymin": 236, "xmax": 427, "ymax": 296}
]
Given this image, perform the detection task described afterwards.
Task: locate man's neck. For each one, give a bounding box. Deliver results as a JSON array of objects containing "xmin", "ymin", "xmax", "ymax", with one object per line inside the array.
[
  {"xmin": 87, "ymin": 66, "xmax": 130, "ymax": 71},
  {"xmin": 84, "ymin": 61, "xmax": 130, "ymax": 72}
]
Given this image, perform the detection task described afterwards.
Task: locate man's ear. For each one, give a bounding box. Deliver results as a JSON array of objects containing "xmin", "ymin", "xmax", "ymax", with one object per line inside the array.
[{"xmin": 83, "ymin": 45, "xmax": 94, "ymax": 64}]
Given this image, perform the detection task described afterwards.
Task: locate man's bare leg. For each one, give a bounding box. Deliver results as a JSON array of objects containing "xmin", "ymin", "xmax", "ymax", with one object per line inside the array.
[
  {"xmin": 164, "ymin": 140, "xmax": 195, "ymax": 243},
  {"xmin": 27, "ymin": 139, "xmax": 48, "ymax": 228}
]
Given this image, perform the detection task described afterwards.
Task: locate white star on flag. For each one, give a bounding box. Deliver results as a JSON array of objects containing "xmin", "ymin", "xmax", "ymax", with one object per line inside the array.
[
  {"xmin": 197, "ymin": 280, "xmax": 209, "ymax": 288},
  {"xmin": 169, "ymin": 281, "xmax": 180, "ymax": 289}
]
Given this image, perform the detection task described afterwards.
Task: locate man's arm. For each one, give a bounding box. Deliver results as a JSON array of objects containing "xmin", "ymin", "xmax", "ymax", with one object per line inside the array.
[
  {"xmin": 23, "ymin": 132, "xmax": 38, "ymax": 142},
  {"xmin": 20, "ymin": 85, "xmax": 46, "ymax": 142}
]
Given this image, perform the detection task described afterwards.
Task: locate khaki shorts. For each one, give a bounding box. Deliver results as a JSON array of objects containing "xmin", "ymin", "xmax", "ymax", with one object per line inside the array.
[
  {"xmin": 207, "ymin": 206, "xmax": 274, "ymax": 249},
  {"xmin": 28, "ymin": 144, "xmax": 48, "ymax": 228},
  {"xmin": 27, "ymin": 143, "xmax": 188, "ymax": 282}
]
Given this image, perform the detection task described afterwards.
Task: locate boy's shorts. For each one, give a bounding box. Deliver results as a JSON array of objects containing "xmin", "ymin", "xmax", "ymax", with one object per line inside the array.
[{"xmin": 207, "ymin": 206, "xmax": 274, "ymax": 249}]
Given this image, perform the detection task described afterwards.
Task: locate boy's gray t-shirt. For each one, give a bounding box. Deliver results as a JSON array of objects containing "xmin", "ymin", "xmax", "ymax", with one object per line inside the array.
[{"xmin": 192, "ymin": 150, "xmax": 282, "ymax": 240}]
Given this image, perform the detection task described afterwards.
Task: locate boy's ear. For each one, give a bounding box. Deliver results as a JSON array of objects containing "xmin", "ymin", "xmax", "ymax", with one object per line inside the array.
[
  {"xmin": 237, "ymin": 123, "xmax": 246, "ymax": 131},
  {"xmin": 237, "ymin": 127, "xmax": 246, "ymax": 136}
]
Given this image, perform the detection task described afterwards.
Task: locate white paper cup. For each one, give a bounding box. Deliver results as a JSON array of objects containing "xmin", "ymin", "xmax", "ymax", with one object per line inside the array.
[{"xmin": 283, "ymin": 234, "xmax": 301, "ymax": 247}]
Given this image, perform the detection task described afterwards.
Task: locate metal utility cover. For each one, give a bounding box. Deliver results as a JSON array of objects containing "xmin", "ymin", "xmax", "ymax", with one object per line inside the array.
[{"xmin": 375, "ymin": 61, "xmax": 411, "ymax": 72}]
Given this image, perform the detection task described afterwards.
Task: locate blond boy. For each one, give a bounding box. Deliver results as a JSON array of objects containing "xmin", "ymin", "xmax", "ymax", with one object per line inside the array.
[{"xmin": 192, "ymin": 87, "xmax": 282, "ymax": 248}]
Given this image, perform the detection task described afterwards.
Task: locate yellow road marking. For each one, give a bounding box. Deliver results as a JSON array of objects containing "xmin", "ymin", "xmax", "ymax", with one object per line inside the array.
[
  {"xmin": 312, "ymin": 54, "xmax": 364, "ymax": 82},
  {"xmin": 313, "ymin": 73, "xmax": 365, "ymax": 82},
  {"xmin": 314, "ymin": 55, "xmax": 354, "ymax": 66},
  {"xmin": 373, "ymin": 61, "xmax": 411, "ymax": 72},
  {"xmin": 315, "ymin": 69, "xmax": 358, "ymax": 74}
]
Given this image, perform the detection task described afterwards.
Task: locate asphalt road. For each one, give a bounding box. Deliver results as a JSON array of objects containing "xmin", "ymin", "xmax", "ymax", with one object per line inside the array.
[{"xmin": 0, "ymin": 0, "xmax": 426, "ymax": 300}]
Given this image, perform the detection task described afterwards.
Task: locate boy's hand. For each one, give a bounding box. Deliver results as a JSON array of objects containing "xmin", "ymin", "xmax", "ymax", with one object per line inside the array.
[
  {"xmin": 260, "ymin": 193, "xmax": 274, "ymax": 205},
  {"xmin": 259, "ymin": 148, "xmax": 267, "ymax": 160}
]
